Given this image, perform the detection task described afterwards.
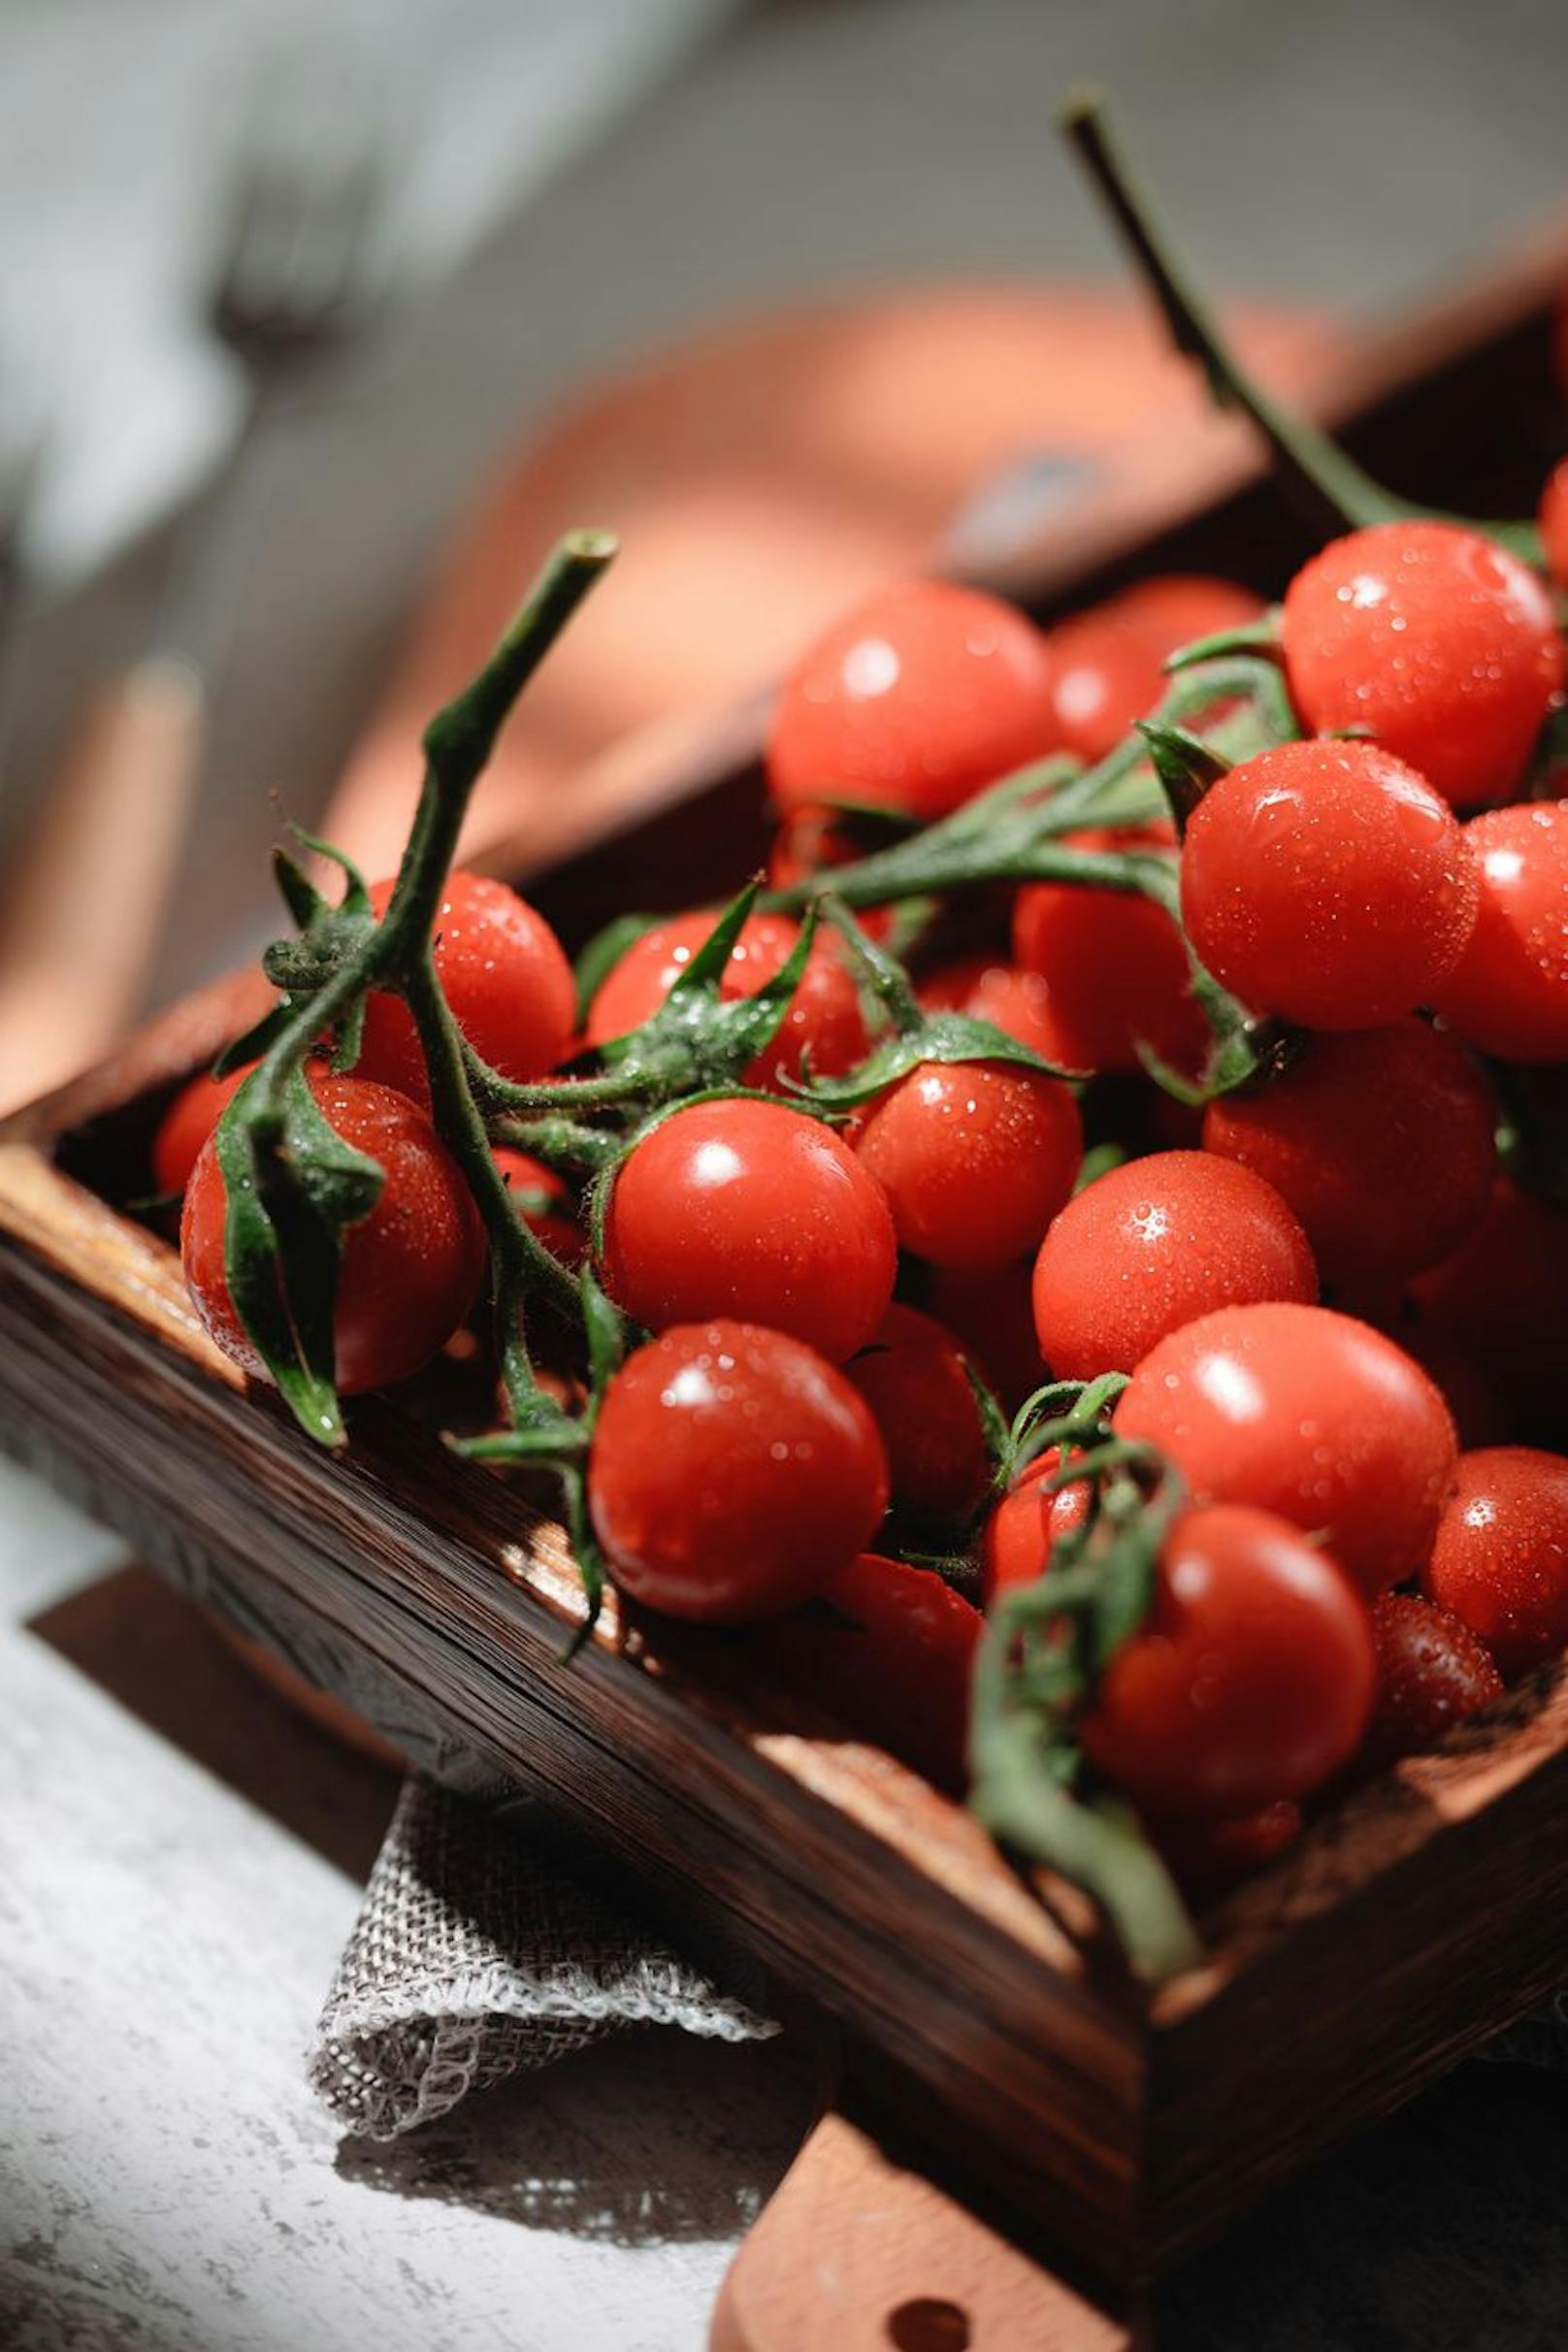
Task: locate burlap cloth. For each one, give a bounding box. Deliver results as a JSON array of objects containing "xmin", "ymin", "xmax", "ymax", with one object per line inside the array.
[{"xmin": 310, "ymin": 1775, "xmax": 1564, "ymax": 2140}]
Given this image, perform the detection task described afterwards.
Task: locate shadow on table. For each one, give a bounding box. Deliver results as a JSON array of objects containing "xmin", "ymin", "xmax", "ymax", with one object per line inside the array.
[
  {"xmin": 27, "ymin": 1560, "xmax": 398, "ymax": 1880},
  {"xmin": 336, "ymin": 2029, "xmax": 816, "ymax": 2249}
]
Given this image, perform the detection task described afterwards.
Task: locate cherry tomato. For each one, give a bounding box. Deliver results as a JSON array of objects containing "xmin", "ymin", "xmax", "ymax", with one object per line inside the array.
[
  {"xmin": 1281, "ymin": 521, "xmax": 1564, "ymax": 809},
  {"xmin": 1427, "ymin": 801, "xmax": 1568, "ymax": 1062},
  {"xmin": 1202, "ymin": 1019, "xmax": 1495, "ymax": 1287},
  {"xmin": 1080, "ymin": 1504, "xmax": 1375, "ymax": 1819},
  {"xmin": 587, "ymin": 1320, "xmax": 889, "ymax": 1622},
  {"xmin": 853, "ymin": 1058, "xmax": 1081, "ymax": 1271},
  {"xmin": 1181, "ymin": 740, "xmax": 1479, "ymax": 1030},
  {"xmin": 767, "ymin": 806, "xmax": 894, "ymax": 939},
  {"xmin": 916, "ymin": 956, "xmax": 1075, "ymax": 1065},
  {"xmin": 845, "ymin": 1304, "xmax": 991, "ymax": 1523},
  {"xmin": 1031, "ymin": 1150, "xmax": 1316, "ymax": 1383},
  {"xmin": 356, "ymin": 873, "xmax": 575, "ymax": 1105},
  {"xmin": 152, "ymin": 1061, "xmax": 256, "ymax": 1196},
  {"xmin": 1358, "ymin": 1593, "xmax": 1504, "ymax": 1772},
  {"xmin": 1116, "ymin": 1301, "xmax": 1457, "ymax": 1594},
  {"xmin": 924, "ymin": 1258, "xmax": 1045, "ymax": 1415},
  {"xmin": 1159, "ymin": 1799, "xmax": 1303, "ymax": 1903},
  {"xmin": 1039, "ymin": 575, "xmax": 1263, "ymax": 764},
  {"xmin": 585, "ymin": 907, "xmax": 868, "ymax": 1092},
  {"xmin": 600, "ymin": 1097, "xmax": 896, "ymax": 1362},
  {"xmin": 181, "ymin": 1072, "xmax": 485, "ymax": 1396},
  {"xmin": 1011, "ymin": 825, "xmax": 1207, "ymax": 1076},
  {"xmin": 766, "ymin": 1552, "xmax": 982, "ymax": 1791},
  {"xmin": 767, "ymin": 579, "xmax": 1061, "ymax": 823},
  {"xmin": 1411, "ymin": 1177, "xmax": 1568, "ymax": 1398},
  {"xmin": 1422, "ymin": 1446, "xmax": 1568, "ymax": 1680},
  {"xmin": 491, "ymin": 1146, "xmax": 582, "ymax": 1268},
  {"xmin": 981, "ymin": 1447, "xmax": 1091, "ymax": 1607},
  {"xmin": 1539, "ymin": 457, "xmax": 1568, "ymax": 590}
]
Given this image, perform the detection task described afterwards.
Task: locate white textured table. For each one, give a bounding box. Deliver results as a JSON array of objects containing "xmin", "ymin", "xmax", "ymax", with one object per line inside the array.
[{"xmin": 0, "ymin": 1456, "xmax": 813, "ymax": 2352}]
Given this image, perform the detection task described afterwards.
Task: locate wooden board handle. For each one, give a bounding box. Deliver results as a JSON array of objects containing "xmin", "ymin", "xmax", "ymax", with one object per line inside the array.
[
  {"xmin": 710, "ymin": 2108, "xmax": 1140, "ymax": 2352},
  {"xmin": 0, "ymin": 655, "xmax": 205, "ymax": 1114}
]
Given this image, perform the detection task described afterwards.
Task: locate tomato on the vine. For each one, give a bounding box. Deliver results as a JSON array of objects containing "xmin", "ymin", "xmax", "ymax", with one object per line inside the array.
[
  {"xmin": 916, "ymin": 956, "xmax": 1075, "ymax": 1066},
  {"xmin": 1427, "ymin": 801, "xmax": 1568, "ymax": 1063},
  {"xmin": 1080, "ymin": 1503, "xmax": 1375, "ymax": 1820},
  {"xmin": 853, "ymin": 1057, "xmax": 1081, "ymax": 1271},
  {"xmin": 1357, "ymin": 1593, "xmax": 1504, "ymax": 1773},
  {"xmin": 585, "ymin": 907, "xmax": 868, "ymax": 1091},
  {"xmin": 1031, "ymin": 1150, "xmax": 1316, "ymax": 1383},
  {"xmin": 152, "ymin": 1062, "xmax": 256, "ymax": 1196},
  {"xmin": 491, "ymin": 1146, "xmax": 582, "ymax": 1267},
  {"xmin": 1411, "ymin": 1177, "xmax": 1568, "ymax": 1399},
  {"xmin": 1158, "ymin": 1800, "xmax": 1304, "ymax": 1903},
  {"xmin": 767, "ymin": 1552, "xmax": 982, "ymax": 1791},
  {"xmin": 924, "ymin": 1258, "xmax": 1046, "ymax": 1415},
  {"xmin": 981, "ymin": 1447, "xmax": 1091, "ymax": 1607},
  {"xmin": 1202, "ymin": 1018, "xmax": 1495, "ymax": 1287},
  {"xmin": 845, "ymin": 1304, "xmax": 991, "ymax": 1523},
  {"xmin": 587, "ymin": 1320, "xmax": 889, "ymax": 1622},
  {"xmin": 1011, "ymin": 824, "xmax": 1207, "ymax": 1077},
  {"xmin": 356, "ymin": 872, "xmax": 576, "ymax": 1105},
  {"xmin": 1422, "ymin": 1446, "xmax": 1568, "ymax": 1681},
  {"xmin": 1116, "ymin": 1301, "xmax": 1456, "ymax": 1594},
  {"xmin": 181, "ymin": 1072, "xmax": 485, "ymax": 1396},
  {"xmin": 601, "ymin": 1096, "xmax": 896, "ymax": 1362},
  {"xmin": 1539, "ymin": 457, "xmax": 1568, "ymax": 591},
  {"xmin": 1281, "ymin": 521, "xmax": 1564, "ymax": 808},
  {"xmin": 1038, "ymin": 574, "xmax": 1263, "ymax": 764},
  {"xmin": 767, "ymin": 579, "xmax": 1062, "ymax": 822},
  {"xmin": 1180, "ymin": 740, "xmax": 1479, "ymax": 1030}
]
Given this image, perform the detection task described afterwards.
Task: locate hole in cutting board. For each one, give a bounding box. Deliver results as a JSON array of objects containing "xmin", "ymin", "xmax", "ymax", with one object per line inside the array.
[{"xmin": 886, "ymin": 2296, "xmax": 971, "ymax": 2351}]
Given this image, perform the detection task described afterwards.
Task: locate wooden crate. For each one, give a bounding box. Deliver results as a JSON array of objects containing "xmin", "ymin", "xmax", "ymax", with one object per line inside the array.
[{"xmin": 4, "ymin": 224, "xmax": 1568, "ymax": 2281}]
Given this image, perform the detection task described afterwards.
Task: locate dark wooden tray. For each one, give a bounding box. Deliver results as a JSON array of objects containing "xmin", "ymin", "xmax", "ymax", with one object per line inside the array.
[{"xmin": 5, "ymin": 221, "xmax": 1568, "ymax": 2284}]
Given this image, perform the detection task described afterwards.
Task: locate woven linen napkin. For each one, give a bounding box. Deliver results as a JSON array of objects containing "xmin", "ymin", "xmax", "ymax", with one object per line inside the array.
[{"xmin": 310, "ymin": 1775, "xmax": 778, "ymax": 2140}]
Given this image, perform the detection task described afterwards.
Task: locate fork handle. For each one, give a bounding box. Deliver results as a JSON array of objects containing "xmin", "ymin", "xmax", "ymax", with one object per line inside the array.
[{"xmin": 0, "ymin": 655, "xmax": 205, "ymax": 1115}]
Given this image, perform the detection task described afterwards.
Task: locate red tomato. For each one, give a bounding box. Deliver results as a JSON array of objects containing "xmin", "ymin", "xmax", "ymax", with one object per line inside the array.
[
  {"xmin": 1422, "ymin": 1446, "xmax": 1568, "ymax": 1681},
  {"xmin": 981, "ymin": 1447, "xmax": 1092, "ymax": 1607},
  {"xmin": 924, "ymin": 1258, "xmax": 1045, "ymax": 1415},
  {"xmin": 1539, "ymin": 458, "xmax": 1568, "ymax": 590},
  {"xmin": 767, "ymin": 579, "xmax": 1061, "ymax": 822},
  {"xmin": 586, "ymin": 1321, "xmax": 889, "ymax": 1622},
  {"xmin": 766, "ymin": 806, "xmax": 894, "ymax": 939},
  {"xmin": 585, "ymin": 908, "xmax": 868, "ymax": 1092},
  {"xmin": 152, "ymin": 1062, "xmax": 256, "ymax": 1196},
  {"xmin": 1181, "ymin": 740, "xmax": 1479, "ymax": 1030},
  {"xmin": 1040, "ymin": 575, "xmax": 1263, "ymax": 764},
  {"xmin": 1359, "ymin": 1593, "xmax": 1504, "ymax": 1772},
  {"xmin": 766, "ymin": 1552, "xmax": 982, "ymax": 1791},
  {"xmin": 491, "ymin": 1146, "xmax": 582, "ymax": 1268},
  {"xmin": 1202, "ymin": 1019, "xmax": 1495, "ymax": 1287},
  {"xmin": 853, "ymin": 1059, "xmax": 1081, "ymax": 1271},
  {"xmin": 1427, "ymin": 801, "xmax": 1568, "ymax": 1063},
  {"xmin": 1116, "ymin": 1301, "xmax": 1457, "ymax": 1594},
  {"xmin": 1080, "ymin": 1504, "xmax": 1375, "ymax": 1819},
  {"xmin": 600, "ymin": 1097, "xmax": 896, "ymax": 1362},
  {"xmin": 1011, "ymin": 825, "xmax": 1207, "ymax": 1076},
  {"xmin": 356, "ymin": 873, "xmax": 575, "ymax": 1105},
  {"xmin": 1281, "ymin": 521, "xmax": 1564, "ymax": 809},
  {"xmin": 1159, "ymin": 1799, "xmax": 1303, "ymax": 1902},
  {"xmin": 916, "ymin": 956, "xmax": 1076, "ymax": 1065},
  {"xmin": 845, "ymin": 1304, "xmax": 991, "ymax": 1523},
  {"xmin": 1031, "ymin": 1151, "xmax": 1316, "ymax": 1383},
  {"xmin": 181, "ymin": 1072, "xmax": 485, "ymax": 1396},
  {"xmin": 1411, "ymin": 1177, "xmax": 1568, "ymax": 1396}
]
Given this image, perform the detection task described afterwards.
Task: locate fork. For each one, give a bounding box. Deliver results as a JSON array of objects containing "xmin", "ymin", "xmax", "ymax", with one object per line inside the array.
[{"xmin": 0, "ymin": 48, "xmax": 387, "ymax": 1116}]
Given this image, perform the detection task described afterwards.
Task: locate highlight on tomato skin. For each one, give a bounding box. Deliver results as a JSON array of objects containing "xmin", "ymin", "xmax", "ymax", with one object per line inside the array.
[
  {"xmin": 1116, "ymin": 1301, "xmax": 1457, "ymax": 1597},
  {"xmin": 981, "ymin": 1447, "xmax": 1091, "ymax": 1610},
  {"xmin": 767, "ymin": 578, "xmax": 1062, "ymax": 824},
  {"xmin": 1427, "ymin": 801, "xmax": 1568, "ymax": 1065},
  {"xmin": 853, "ymin": 1057, "xmax": 1083, "ymax": 1272},
  {"xmin": 181, "ymin": 1072, "xmax": 486, "ymax": 1397},
  {"xmin": 586, "ymin": 1320, "xmax": 890, "ymax": 1625},
  {"xmin": 599, "ymin": 1095, "xmax": 897, "ymax": 1363}
]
